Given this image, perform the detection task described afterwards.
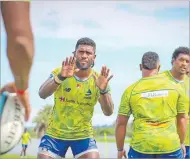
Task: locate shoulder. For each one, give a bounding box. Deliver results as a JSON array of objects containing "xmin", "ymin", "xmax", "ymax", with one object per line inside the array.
[
  {"xmin": 158, "ymin": 70, "xmax": 169, "ymax": 77},
  {"xmin": 122, "ymin": 81, "xmax": 140, "ymax": 96},
  {"xmin": 184, "ymin": 75, "xmax": 190, "ymax": 82}
]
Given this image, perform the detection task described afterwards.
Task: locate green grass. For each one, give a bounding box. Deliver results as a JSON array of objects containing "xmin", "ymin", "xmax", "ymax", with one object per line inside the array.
[
  {"xmin": 95, "ymin": 137, "xmax": 130, "ymax": 143},
  {"xmin": 0, "ymin": 154, "xmax": 36, "ymax": 159}
]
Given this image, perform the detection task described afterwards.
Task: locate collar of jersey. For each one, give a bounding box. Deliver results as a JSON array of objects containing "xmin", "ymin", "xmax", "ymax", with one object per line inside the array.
[
  {"xmin": 73, "ymin": 70, "xmax": 94, "ymax": 82},
  {"xmin": 168, "ymin": 70, "xmax": 184, "ymax": 83}
]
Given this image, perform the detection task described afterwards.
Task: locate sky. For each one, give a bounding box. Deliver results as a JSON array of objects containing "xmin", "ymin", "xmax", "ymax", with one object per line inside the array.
[{"xmin": 0, "ymin": 1, "xmax": 189, "ymax": 127}]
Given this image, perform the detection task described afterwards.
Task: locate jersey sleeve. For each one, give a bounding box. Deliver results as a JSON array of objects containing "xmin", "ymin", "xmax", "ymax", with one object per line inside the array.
[
  {"xmin": 118, "ymin": 88, "xmax": 131, "ymax": 117},
  {"xmin": 177, "ymin": 88, "xmax": 188, "ymax": 114},
  {"xmin": 49, "ymin": 67, "xmax": 61, "ymax": 78}
]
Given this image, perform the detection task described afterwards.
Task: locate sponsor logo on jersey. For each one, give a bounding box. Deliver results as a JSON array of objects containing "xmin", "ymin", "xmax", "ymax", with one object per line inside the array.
[
  {"xmin": 59, "ymin": 96, "xmax": 65, "ymax": 102},
  {"xmin": 141, "ymin": 90, "xmax": 168, "ymax": 98},
  {"xmin": 65, "ymin": 88, "xmax": 71, "ymax": 92},
  {"xmin": 85, "ymin": 89, "xmax": 92, "ymax": 96}
]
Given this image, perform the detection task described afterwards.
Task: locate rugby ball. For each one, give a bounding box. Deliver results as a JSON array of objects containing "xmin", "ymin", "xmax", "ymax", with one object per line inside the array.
[{"xmin": 0, "ymin": 92, "xmax": 25, "ymax": 154}]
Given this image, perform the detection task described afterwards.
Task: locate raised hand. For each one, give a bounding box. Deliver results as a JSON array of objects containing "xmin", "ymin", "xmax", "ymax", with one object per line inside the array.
[
  {"xmin": 93, "ymin": 65, "xmax": 113, "ymax": 91},
  {"xmin": 60, "ymin": 56, "xmax": 79, "ymax": 78}
]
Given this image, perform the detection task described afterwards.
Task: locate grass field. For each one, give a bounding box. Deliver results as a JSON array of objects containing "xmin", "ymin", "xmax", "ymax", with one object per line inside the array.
[
  {"xmin": 0, "ymin": 154, "xmax": 36, "ymax": 159},
  {"xmin": 96, "ymin": 137, "xmax": 130, "ymax": 143}
]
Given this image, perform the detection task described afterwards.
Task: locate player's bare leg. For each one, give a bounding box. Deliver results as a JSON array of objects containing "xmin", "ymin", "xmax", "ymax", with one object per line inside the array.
[
  {"xmin": 37, "ymin": 153, "xmax": 57, "ymax": 159},
  {"xmin": 78, "ymin": 151, "xmax": 100, "ymax": 159}
]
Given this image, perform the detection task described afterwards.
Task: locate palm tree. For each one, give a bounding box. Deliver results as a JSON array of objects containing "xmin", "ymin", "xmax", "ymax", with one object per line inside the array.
[{"xmin": 32, "ymin": 105, "xmax": 52, "ymax": 138}]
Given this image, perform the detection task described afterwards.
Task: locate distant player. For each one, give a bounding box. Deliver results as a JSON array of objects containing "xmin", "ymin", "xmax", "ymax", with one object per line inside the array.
[{"xmin": 20, "ymin": 128, "xmax": 31, "ymax": 158}]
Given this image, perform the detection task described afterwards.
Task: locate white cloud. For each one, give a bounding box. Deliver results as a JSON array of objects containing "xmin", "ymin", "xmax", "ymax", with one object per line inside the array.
[
  {"xmin": 118, "ymin": 1, "xmax": 189, "ymax": 12},
  {"xmin": 30, "ymin": 1, "xmax": 189, "ymax": 48}
]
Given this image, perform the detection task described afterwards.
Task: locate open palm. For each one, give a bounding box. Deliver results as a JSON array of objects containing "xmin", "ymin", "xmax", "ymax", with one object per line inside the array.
[
  {"xmin": 60, "ymin": 56, "xmax": 79, "ymax": 78},
  {"xmin": 93, "ymin": 66, "xmax": 113, "ymax": 91}
]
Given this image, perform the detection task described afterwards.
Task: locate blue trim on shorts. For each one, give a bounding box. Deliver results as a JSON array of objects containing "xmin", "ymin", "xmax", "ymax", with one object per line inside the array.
[
  {"xmin": 38, "ymin": 135, "xmax": 98, "ymax": 158},
  {"xmin": 186, "ymin": 146, "xmax": 190, "ymax": 159},
  {"xmin": 128, "ymin": 147, "xmax": 183, "ymax": 159}
]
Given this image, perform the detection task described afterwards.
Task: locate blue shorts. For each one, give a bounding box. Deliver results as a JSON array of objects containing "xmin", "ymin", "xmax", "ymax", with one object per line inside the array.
[
  {"xmin": 38, "ymin": 135, "xmax": 98, "ymax": 158},
  {"xmin": 128, "ymin": 147, "xmax": 183, "ymax": 159},
  {"xmin": 22, "ymin": 144, "xmax": 28, "ymax": 149},
  {"xmin": 186, "ymin": 146, "xmax": 190, "ymax": 159}
]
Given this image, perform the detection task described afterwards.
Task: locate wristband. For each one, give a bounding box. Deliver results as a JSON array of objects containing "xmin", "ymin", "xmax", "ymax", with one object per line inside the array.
[
  {"xmin": 57, "ymin": 73, "xmax": 66, "ymax": 81},
  {"xmin": 117, "ymin": 148, "xmax": 124, "ymax": 152},
  {"xmin": 54, "ymin": 74, "xmax": 66, "ymax": 85},
  {"xmin": 54, "ymin": 76, "xmax": 62, "ymax": 85},
  {"xmin": 16, "ymin": 89, "xmax": 26, "ymax": 95},
  {"xmin": 54, "ymin": 78, "xmax": 61, "ymax": 85},
  {"xmin": 100, "ymin": 88, "xmax": 109, "ymax": 95}
]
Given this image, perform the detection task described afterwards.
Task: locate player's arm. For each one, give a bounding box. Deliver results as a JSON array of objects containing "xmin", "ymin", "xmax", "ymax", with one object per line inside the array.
[
  {"xmin": 115, "ymin": 115, "xmax": 129, "ymax": 151},
  {"xmin": 98, "ymin": 93, "xmax": 114, "ymax": 116},
  {"xmin": 115, "ymin": 89, "xmax": 131, "ymax": 158},
  {"xmin": 177, "ymin": 113, "xmax": 186, "ymax": 144},
  {"xmin": 176, "ymin": 91, "xmax": 188, "ymax": 144},
  {"xmin": 176, "ymin": 89, "xmax": 188, "ymax": 158},
  {"xmin": 95, "ymin": 66, "xmax": 114, "ymax": 116},
  {"xmin": 1, "ymin": 1, "xmax": 34, "ymax": 91},
  {"xmin": 28, "ymin": 134, "xmax": 31, "ymax": 143},
  {"xmin": 39, "ymin": 74, "xmax": 62, "ymax": 99},
  {"xmin": 39, "ymin": 57, "xmax": 76, "ymax": 99}
]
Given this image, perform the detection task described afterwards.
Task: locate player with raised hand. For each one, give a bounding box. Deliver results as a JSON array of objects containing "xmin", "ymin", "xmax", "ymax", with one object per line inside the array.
[{"xmin": 38, "ymin": 37, "xmax": 114, "ymax": 159}]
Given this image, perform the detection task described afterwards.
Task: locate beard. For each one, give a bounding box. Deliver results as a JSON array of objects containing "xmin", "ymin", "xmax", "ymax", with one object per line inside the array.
[{"xmin": 76, "ymin": 60, "xmax": 93, "ymax": 70}]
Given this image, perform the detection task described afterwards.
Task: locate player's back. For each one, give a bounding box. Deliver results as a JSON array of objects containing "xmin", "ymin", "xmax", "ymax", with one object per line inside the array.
[
  {"xmin": 124, "ymin": 74, "xmax": 187, "ymax": 154},
  {"xmin": 130, "ymin": 75, "xmax": 185, "ymax": 121}
]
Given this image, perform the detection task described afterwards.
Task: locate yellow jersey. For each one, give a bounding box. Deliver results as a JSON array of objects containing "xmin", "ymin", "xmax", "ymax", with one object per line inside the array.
[
  {"xmin": 46, "ymin": 67, "xmax": 110, "ymax": 140},
  {"xmin": 159, "ymin": 70, "xmax": 190, "ymax": 146},
  {"xmin": 21, "ymin": 132, "xmax": 31, "ymax": 145},
  {"xmin": 119, "ymin": 74, "xmax": 187, "ymax": 154}
]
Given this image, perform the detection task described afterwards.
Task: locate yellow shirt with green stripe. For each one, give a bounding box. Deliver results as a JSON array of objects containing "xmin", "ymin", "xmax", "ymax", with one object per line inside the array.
[
  {"xmin": 21, "ymin": 132, "xmax": 31, "ymax": 145},
  {"xmin": 159, "ymin": 70, "xmax": 190, "ymax": 146},
  {"xmin": 46, "ymin": 67, "xmax": 110, "ymax": 140},
  {"xmin": 119, "ymin": 74, "xmax": 187, "ymax": 154}
]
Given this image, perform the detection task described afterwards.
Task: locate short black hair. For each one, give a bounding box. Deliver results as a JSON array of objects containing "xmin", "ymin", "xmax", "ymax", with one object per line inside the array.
[
  {"xmin": 172, "ymin": 46, "xmax": 190, "ymax": 60},
  {"xmin": 75, "ymin": 37, "xmax": 96, "ymax": 52},
  {"xmin": 142, "ymin": 52, "xmax": 159, "ymax": 70}
]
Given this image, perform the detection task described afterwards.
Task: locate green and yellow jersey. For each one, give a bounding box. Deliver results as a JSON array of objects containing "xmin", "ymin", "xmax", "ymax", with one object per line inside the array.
[
  {"xmin": 46, "ymin": 67, "xmax": 110, "ymax": 140},
  {"xmin": 21, "ymin": 132, "xmax": 31, "ymax": 145},
  {"xmin": 119, "ymin": 75, "xmax": 188, "ymax": 154},
  {"xmin": 159, "ymin": 70, "xmax": 190, "ymax": 146}
]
